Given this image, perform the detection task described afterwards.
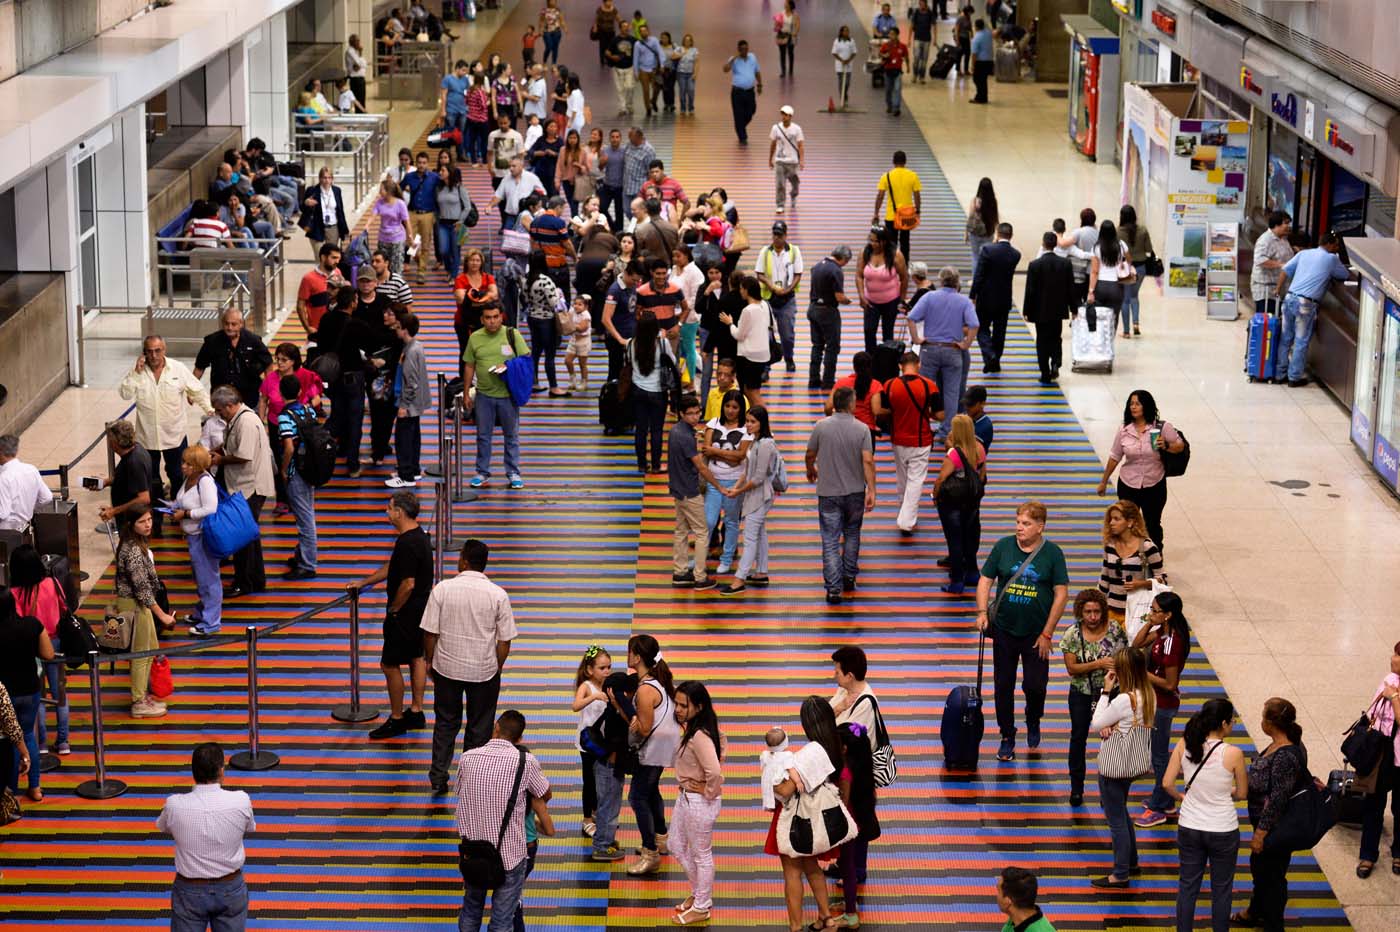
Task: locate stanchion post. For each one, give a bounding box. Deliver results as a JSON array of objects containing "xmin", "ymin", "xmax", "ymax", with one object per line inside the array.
[
  {"xmin": 332, "ymin": 586, "xmax": 379, "ymax": 723},
  {"xmin": 75, "ymin": 652, "xmax": 127, "ymax": 799},
  {"xmin": 427, "ymin": 372, "xmax": 447, "ymax": 477},
  {"xmin": 451, "ymin": 396, "xmax": 478, "ymax": 504},
  {"xmin": 57, "ymin": 463, "xmax": 71, "ymax": 502},
  {"xmin": 433, "ymin": 478, "xmax": 446, "ymax": 584},
  {"xmin": 230, "ymin": 626, "xmax": 279, "ymax": 771}
]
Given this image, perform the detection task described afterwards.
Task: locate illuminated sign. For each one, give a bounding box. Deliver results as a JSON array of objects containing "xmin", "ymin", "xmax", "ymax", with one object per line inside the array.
[
  {"xmin": 1151, "ymin": 8, "xmax": 1177, "ymax": 37},
  {"xmin": 1111, "ymin": 0, "xmax": 1137, "ymax": 14},
  {"xmin": 1270, "ymin": 92, "xmax": 1298, "ymax": 127},
  {"xmin": 1239, "ymin": 67, "xmax": 1263, "ymax": 97},
  {"xmin": 1323, "ymin": 119, "xmax": 1356, "ymax": 155}
]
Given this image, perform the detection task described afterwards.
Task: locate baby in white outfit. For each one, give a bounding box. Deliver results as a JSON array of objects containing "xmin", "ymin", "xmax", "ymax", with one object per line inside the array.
[{"xmin": 759, "ymin": 726, "xmax": 795, "ymax": 811}]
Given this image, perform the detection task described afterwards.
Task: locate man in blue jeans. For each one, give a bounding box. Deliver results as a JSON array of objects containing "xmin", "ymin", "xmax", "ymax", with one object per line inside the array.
[
  {"xmin": 908, "ymin": 265, "xmax": 979, "ymax": 441},
  {"xmin": 1272, "ymin": 231, "xmax": 1350, "ymax": 387},
  {"xmin": 599, "ymin": 128, "xmax": 627, "ymax": 231},
  {"xmin": 805, "ymin": 387, "xmax": 876, "ymax": 605},
  {"xmin": 463, "ymin": 305, "xmax": 529, "ymax": 490},
  {"xmin": 277, "ymin": 376, "xmax": 319, "ymax": 581},
  {"xmin": 438, "ymin": 58, "xmax": 472, "ymax": 163}
]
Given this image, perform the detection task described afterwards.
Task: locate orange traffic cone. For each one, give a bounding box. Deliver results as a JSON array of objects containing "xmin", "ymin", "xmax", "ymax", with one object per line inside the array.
[{"xmin": 828, "ymin": 96, "xmax": 836, "ymax": 112}]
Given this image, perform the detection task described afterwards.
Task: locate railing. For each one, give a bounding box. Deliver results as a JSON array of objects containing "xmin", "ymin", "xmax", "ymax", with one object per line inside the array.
[
  {"xmin": 34, "ymin": 402, "xmax": 137, "ymax": 502},
  {"xmin": 374, "ymin": 40, "xmax": 448, "ymax": 104},
  {"xmin": 282, "ymin": 112, "xmax": 390, "ymax": 206},
  {"xmin": 151, "ymin": 234, "xmax": 287, "ymax": 348}
]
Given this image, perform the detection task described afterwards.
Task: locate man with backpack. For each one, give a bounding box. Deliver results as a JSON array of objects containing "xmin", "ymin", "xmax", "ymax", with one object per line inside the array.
[
  {"xmin": 872, "ymin": 352, "xmax": 942, "ymax": 534},
  {"xmin": 277, "ymin": 375, "xmax": 328, "ymax": 580},
  {"xmin": 463, "ymin": 304, "xmax": 530, "ymax": 490}
]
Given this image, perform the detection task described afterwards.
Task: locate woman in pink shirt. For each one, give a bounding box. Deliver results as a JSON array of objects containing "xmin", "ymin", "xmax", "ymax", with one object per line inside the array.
[
  {"xmin": 8, "ymin": 545, "xmax": 68, "ymax": 756},
  {"xmin": 1356, "ymin": 642, "xmax": 1400, "ymax": 879},
  {"xmin": 670, "ymin": 681, "xmax": 724, "ymax": 926},
  {"xmin": 856, "ymin": 226, "xmax": 908, "ymax": 352},
  {"xmin": 258, "ymin": 343, "xmax": 323, "ymax": 513},
  {"xmin": 1095, "ymin": 389, "xmax": 1184, "ymax": 551}
]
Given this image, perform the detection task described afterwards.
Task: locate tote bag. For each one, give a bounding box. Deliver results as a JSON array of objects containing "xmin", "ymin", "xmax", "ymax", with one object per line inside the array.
[
  {"xmin": 777, "ymin": 779, "xmax": 860, "ymax": 858},
  {"xmin": 202, "ymin": 483, "xmax": 260, "ymax": 560},
  {"xmin": 1097, "ymin": 697, "xmax": 1153, "ymax": 779}
]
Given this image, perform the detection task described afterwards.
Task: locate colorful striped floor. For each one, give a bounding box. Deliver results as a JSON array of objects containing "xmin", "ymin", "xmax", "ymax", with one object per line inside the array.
[{"xmin": 0, "ymin": 1, "xmax": 1351, "ymax": 929}]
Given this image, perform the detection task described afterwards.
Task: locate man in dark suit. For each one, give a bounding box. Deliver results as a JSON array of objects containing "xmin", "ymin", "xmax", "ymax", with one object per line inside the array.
[
  {"xmin": 1023, "ymin": 232, "xmax": 1077, "ymax": 384},
  {"xmin": 969, "ymin": 222, "xmax": 1021, "ymax": 373}
]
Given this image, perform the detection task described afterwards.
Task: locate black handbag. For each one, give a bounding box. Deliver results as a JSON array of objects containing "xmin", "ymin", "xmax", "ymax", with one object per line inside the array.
[
  {"xmin": 1263, "ymin": 746, "xmax": 1339, "ymax": 853},
  {"xmin": 458, "ymin": 747, "xmax": 526, "ymax": 888},
  {"xmin": 1340, "ymin": 696, "xmax": 1391, "ymax": 776},
  {"xmin": 1144, "ymin": 253, "xmax": 1164, "ymax": 278},
  {"xmin": 1156, "ymin": 421, "xmax": 1191, "ymax": 478}
]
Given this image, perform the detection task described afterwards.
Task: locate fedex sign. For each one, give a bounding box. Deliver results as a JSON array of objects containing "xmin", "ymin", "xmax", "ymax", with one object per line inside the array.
[{"xmin": 1271, "ymin": 92, "xmax": 1299, "ymax": 128}]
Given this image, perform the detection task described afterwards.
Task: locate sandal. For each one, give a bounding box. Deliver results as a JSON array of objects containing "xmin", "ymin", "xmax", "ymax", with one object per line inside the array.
[
  {"xmin": 807, "ymin": 918, "xmax": 837, "ymax": 932},
  {"xmin": 1357, "ymin": 860, "xmax": 1375, "ymax": 878},
  {"xmin": 1229, "ymin": 910, "xmax": 1259, "ymax": 927}
]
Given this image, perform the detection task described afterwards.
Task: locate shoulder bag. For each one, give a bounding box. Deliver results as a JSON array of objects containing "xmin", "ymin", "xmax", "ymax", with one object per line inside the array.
[
  {"xmin": 1156, "ymin": 420, "xmax": 1191, "ymax": 477},
  {"xmin": 1264, "ymin": 745, "xmax": 1339, "ymax": 852},
  {"xmin": 1340, "ymin": 695, "xmax": 1392, "ymax": 777},
  {"xmin": 202, "ymin": 480, "xmax": 260, "ymax": 560},
  {"xmin": 777, "ymin": 778, "xmax": 860, "ymax": 858},
  {"xmin": 852, "ymin": 694, "xmax": 898, "ymax": 788},
  {"xmin": 887, "ymin": 173, "xmax": 919, "ymax": 231},
  {"xmin": 987, "ymin": 538, "xmax": 1044, "ymax": 627},
  {"xmin": 458, "ymin": 746, "xmax": 527, "ymax": 888},
  {"xmin": 1097, "ymin": 692, "xmax": 1153, "ymax": 779},
  {"xmin": 937, "ymin": 446, "xmax": 983, "ymax": 508}
]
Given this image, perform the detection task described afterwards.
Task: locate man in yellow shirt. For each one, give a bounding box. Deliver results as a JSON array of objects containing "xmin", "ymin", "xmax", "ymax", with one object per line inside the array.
[
  {"xmin": 704, "ymin": 358, "xmax": 738, "ymax": 422},
  {"xmin": 871, "ymin": 150, "xmax": 922, "ymax": 260}
]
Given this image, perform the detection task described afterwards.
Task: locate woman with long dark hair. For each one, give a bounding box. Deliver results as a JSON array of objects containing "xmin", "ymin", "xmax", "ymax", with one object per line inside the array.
[
  {"xmin": 1096, "ymin": 389, "xmax": 1186, "ymax": 551},
  {"xmin": 524, "ymin": 253, "xmax": 568, "ymax": 396},
  {"xmin": 701, "ymin": 389, "xmax": 752, "ymax": 578},
  {"xmin": 453, "ymin": 248, "xmax": 499, "ymax": 376},
  {"xmin": 1356, "ymin": 643, "xmax": 1400, "ymax": 880},
  {"xmin": 1162, "ymin": 698, "xmax": 1248, "ymax": 932},
  {"xmin": 1088, "ymin": 219, "xmax": 1133, "ymax": 335},
  {"xmin": 966, "ymin": 177, "xmax": 998, "ymax": 282},
  {"xmin": 556, "ymin": 129, "xmax": 585, "ymax": 214},
  {"xmin": 114, "ymin": 506, "xmax": 177, "ymax": 718},
  {"xmin": 829, "ymin": 350, "xmax": 883, "ymax": 436},
  {"xmin": 1132, "ymin": 591, "xmax": 1191, "ymax": 827},
  {"xmin": 1235, "ymin": 698, "xmax": 1308, "ymax": 928},
  {"xmin": 628, "ymin": 312, "xmax": 675, "ymax": 473},
  {"xmin": 722, "ymin": 405, "xmax": 777, "ymax": 595},
  {"xmin": 8, "ymin": 545, "xmax": 69, "ymax": 756},
  {"xmin": 1091, "ymin": 647, "xmax": 1155, "ymax": 889},
  {"xmin": 670, "ymin": 681, "xmax": 724, "ymax": 925},
  {"xmin": 0, "ymin": 586, "xmax": 55, "ymax": 800},
  {"xmin": 626, "ymin": 634, "xmax": 682, "ymax": 877},
  {"xmin": 1058, "ymin": 589, "xmax": 1126, "ymax": 807},
  {"xmin": 835, "ymin": 720, "xmax": 880, "ymax": 929},
  {"xmin": 770, "ymin": 696, "xmax": 844, "ymax": 932},
  {"xmin": 721, "ymin": 274, "xmax": 771, "ymax": 409},
  {"xmin": 433, "ymin": 166, "xmax": 471, "ymax": 280},
  {"xmin": 1118, "ymin": 205, "xmax": 1154, "ymax": 337},
  {"xmin": 856, "ymin": 226, "xmax": 907, "ymax": 352}
]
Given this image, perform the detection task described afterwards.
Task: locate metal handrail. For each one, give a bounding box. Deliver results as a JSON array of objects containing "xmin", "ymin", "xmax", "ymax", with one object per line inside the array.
[
  {"xmin": 35, "ymin": 398, "xmax": 137, "ymax": 500},
  {"xmin": 281, "ymin": 112, "xmax": 390, "ymax": 205}
]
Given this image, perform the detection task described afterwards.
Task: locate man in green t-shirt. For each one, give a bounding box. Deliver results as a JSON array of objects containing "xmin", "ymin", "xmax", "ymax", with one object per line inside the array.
[
  {"xmin": 463, "ymin": 304, "xmax": 530, "ymax": 490},
  {"xmin": 976, "ymin": 500, "xmax": 1069, "ymax": 762},
  {"xmin": 996, "ymin": 866, "xmax": 1056, "ymax": 932}
]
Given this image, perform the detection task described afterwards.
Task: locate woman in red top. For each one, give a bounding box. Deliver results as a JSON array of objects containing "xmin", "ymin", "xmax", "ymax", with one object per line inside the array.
[
  {"xmin": 827, "ymin": 351, "xmax": 882, "ymax": 436},
  {"xmin": 259, "ymin": 342, "xmax": 322, "ymax": 514},
  {"xmin": 1131, "ymin": 590, "xmax": 1190, "ymax": 827},
  {"xmin": 465, "ymin": 72, "xmax": 493, "ymax": 166},
  {"xmin": 453, "ymin": 248, "xmax": 499, "ymax": 380}
]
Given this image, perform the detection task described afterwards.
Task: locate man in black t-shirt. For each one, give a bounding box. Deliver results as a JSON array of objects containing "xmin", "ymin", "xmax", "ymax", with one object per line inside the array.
[
  {"xmin": 909, "ymin": 0, "xmax": 937, "ymax": 82},
  {"xmin": 606, "ymin": 22, "xmax": 637, "ymax": 116},
  {"xmin": 354, "ymin": 490, "xmax": 435, "ymax": 739},
  {"xmin": 99, "ymin": 419, "xmax": 164, "ymax": 536},
  {"xmin": 806, "ymin": 245, "xmax": 852, "ymax": 391}
]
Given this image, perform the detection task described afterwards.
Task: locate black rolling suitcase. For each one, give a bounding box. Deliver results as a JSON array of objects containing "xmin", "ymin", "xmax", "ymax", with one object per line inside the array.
[
  {"xmin": 598, "ymin": 380, "xmax": 633, "ymax": 435},
  {"xmin": 873, "ymin": 340, "xmax": 905, "ymax": 384},
  {"xmin": 941, "ymin": 633, "xmax": 987, "ymax": 769},
  {"xmin": 929, "ymin": 43, "xmax": 959, "ymax": 79},
  {"xmin": 1326, "ymin": 768, "xmax": 1370, "ymax": 827}
]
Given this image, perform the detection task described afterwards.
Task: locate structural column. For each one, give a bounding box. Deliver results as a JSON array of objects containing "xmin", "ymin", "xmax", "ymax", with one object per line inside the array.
[{"xmin": 247, "ymin": 13, "xmax": 292, "ymax": 155}]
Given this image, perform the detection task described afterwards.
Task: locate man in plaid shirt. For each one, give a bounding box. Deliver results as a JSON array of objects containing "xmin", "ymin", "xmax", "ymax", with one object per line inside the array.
[{"xmin": 456, "ymin": 711, "xmax": 551, "ymax": 930}]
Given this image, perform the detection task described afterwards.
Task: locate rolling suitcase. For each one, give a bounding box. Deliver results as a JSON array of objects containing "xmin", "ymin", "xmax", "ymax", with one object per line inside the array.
[
  {"xmin": 1245, "ymin": 309, "xmax": 1282, "ymax": 382},
  {"xmin": 929, "ymin": 43, "xmax": 959, "ymax": 79},
  {"xmin": 873, "ymin": 340, "xmax": 906, "ymax": 384},
  {"xmin": 940, "ymin": 633, "xmax": 987, "ymax": 769},
  {"xmin": 598, "ymin": 380, "xmax": 633, "ymax": 436},
  {"xmin": 995, "ymin": 44, "xmax": 1020, "ymax": 82},
  {"xmin": 1326, "ymin": 768, "xmax": 1370, "ymax": 828},
  {"xmin": 1070, "ymin": 304, "xmax": 1115, "ymax": 373}
]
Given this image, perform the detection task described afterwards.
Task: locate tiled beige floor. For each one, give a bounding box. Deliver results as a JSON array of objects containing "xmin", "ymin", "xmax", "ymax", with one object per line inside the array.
[{"xmin": 894, "ymin": 40, "xmax": 1400, "ymax": 923}]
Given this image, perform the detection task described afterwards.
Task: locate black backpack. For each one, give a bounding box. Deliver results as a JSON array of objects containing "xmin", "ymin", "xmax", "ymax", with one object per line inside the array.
[{"xmin": 290, "ymin": 406, "xmax": 338, "ymax": 488}]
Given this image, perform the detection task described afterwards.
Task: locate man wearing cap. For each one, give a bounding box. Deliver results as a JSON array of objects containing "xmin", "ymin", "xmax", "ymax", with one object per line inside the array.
[
  {"xmin": 807, "ymin": 245, "xmax": 852, "ymax": 391},
  {"xmin": 769, "ymin": 106, "xmax": 805, "ymax": 214},
  {"xmin": 754, "ymin": 221, "xmax": 803, "ymax": 374}
]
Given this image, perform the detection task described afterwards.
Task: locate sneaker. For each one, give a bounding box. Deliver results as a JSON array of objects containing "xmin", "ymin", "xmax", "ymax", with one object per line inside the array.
[
  {"xmin": 996, "ymin": 737, "xmax": 1015, "ymax": 761},
  {"xmin": 671, "ymin": 572, "xmax": 695, "ymax": 588},
  {"xmin": 403, "ymin": 709, "xmax": 427, "ymax": 729},
  {"xmin": 843, "ymin": 576, "xmax": 857, "ymax": 592},
  {"xmin": 369, "ymin": 716, "xmax": 411, "ymax": 739},
  {"xmin": 55, "ymin": 742, "xmax": 71, "ymax": 756},
  {"xmin": 470, "ymin": 475, "xmax": 488, "ymax": 488},
  {"xmin": 509, "ymin": 475, "xmax": 525, "ymax": 490},
  {"xmin": 715, "ymin": 562, "xmax": 731, "ymax": 575},
  {"xmin": 693, "ymin": 577, "xmax": 717, "ymax": 591},
  {"xmin": 131, "ymin": 697, "xmax": 168, "ymax": 718},
  {"xmin": 626, "ymin": 848, "xmax": 662, "ymax": 875},
  {"xmin": 940, "ymin": 582, "xmax": 966, "ymax": 595},
  {"xmin": 1027, "ymin": 722, "xmax": 1041, "ymax": 749},
  {"xmin": 1070, "ymin": 792, "xmax": 1084, "ymax": 807},
  {"xmin": 385, "ymin": 476, "xmax": 417, "ymax": 488},
  {"xmin": 348, "ymin": 468, "xmax": 363, "ymax": 478},
  {"xmin": 826, "ymin": 590, "xmax": 842, "ymax": 605},
  {"xmin": 591, "ymin": 844, "xmax": 625, "ymax": 862},
  {"xmin": 775, "ymin": 206, "xmax": 785, "ymax": 214},
  {"xmin": 1133, "ymin": 808, "xmax": 1169, "ymax": 828}
]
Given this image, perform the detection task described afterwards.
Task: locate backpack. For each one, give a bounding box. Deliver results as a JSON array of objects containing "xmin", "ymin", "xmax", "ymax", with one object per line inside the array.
[
  {"xmin": 289, "ymin": 406, "xmax": 337, "ymax": 487},
  {"xmin": 767, "ymin": 440, "xmax": 789, "ymax": 494},
  {"xmin": 937, "ymin": 447, "xmax": 983, "ymax": 506}
]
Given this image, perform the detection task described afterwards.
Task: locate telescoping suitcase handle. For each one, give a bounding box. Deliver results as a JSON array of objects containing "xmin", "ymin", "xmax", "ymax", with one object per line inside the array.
[{"xmin": 976, "ymin": 631, "xmax": 986, "ymax": 696}]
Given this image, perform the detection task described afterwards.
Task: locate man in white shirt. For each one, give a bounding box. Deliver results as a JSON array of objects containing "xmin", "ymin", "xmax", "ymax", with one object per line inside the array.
[
  {"xmin": 522, "ymin": 64, "xmax": 550, "ymax": 121},
  {"xmin": 488, "ymin": 156, "xmax": 546, "ymax": 232},
  {"xmin": 485, "ymin": 115, "xmax": 526, "ymax": 181},
  {"xmin": 157, "ymin": 743, "xmax": 255, "ymax": 931},
  {"xmin": 118, "ymin": 335, "xmax": 213, "ymax": 496},
  {"xmin": 0, "ymin": 434, "xmax": 53, "ymax": 531},
  {"xmin": 421, "ymin": 538, "xmax": 519, "ymax": 795},
  {"xmin": 768, "ymin": 105, "xmax": 805, "ymax": 214}
]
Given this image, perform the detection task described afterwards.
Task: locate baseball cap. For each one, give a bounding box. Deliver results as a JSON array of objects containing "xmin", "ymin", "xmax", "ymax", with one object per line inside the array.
[
  {"xmin": 771, "ymin": 220, "xmax": 788, "ymax": 236},
  {"xmin": 357, "ymin": 266, "xmax": 377, "ymax": 281},
  {"xmin": 779, "ymin": 105, "xmax": 795, "ymax": 116}
]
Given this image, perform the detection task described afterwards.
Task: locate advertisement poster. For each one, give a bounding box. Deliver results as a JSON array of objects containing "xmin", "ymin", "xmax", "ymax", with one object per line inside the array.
[{"xmin": 1163, "ymin": 118, "xmax": 1251, "ymax": 299}]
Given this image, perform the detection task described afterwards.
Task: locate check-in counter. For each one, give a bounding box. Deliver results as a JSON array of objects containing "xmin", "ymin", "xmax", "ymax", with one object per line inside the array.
[{"xmin": 0, "ymin": 273, "xmax": 68, "ymax": 436}]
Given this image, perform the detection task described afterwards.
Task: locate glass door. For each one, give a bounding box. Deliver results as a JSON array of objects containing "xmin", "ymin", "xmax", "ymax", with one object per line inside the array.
[
  {"xmin": 75, "ymin": 154, "xmax": 99, "ymax": 310},
  {"xmin": 1352, "ymin": 278, "xmax": 1383, "ymax": 456}
]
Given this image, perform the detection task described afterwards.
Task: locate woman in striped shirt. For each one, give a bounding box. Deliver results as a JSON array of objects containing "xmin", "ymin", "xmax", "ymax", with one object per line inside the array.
[{"xmin": 1098, "ymin": 499, "xmax": 1164, "ymax": 625}]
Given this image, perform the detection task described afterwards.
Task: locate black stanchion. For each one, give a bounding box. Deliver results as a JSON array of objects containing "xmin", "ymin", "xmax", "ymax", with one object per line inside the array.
[
  {"xmin": 75, "ymin": 652, "xmax": 127, "ymax": 799},
  {"xmin": 331, "ymin": 586, "xmax": 379, "ymax": 723},
  {"xmin": 230, "ymin": 625, "xmax": 279, "ymax": 771}
]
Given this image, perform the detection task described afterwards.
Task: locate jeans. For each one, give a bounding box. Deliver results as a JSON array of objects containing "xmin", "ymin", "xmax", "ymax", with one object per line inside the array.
[
  {"xmin": 8, "ymin": 691, "xmax": 40, "ymax": 791},
  {"xmin": 474, "ymin": 393, "xmax": 521, "ymax": 480},
  {"xmin": 1359, "ymin": 751, "xmax": 1400, "ymax": 862},
  {"xmin": 38, "ymin": 661, "xmax": 70, "ymax": 749},
  {"xmin": 1247, "ymin": 846, "xmax": 1292, "ymax": 931},
  {"xmin": 443, "ymin": 111, "xmax": 468, "ymax": 161},
  {"xmin": 770, "ymin": 294, "xmax": 797, "ymax": 367},
  {"xmin": 972, "ymin": 59, "xmax": 993, "ymax": 101},
  {"xmin": 883, "ymin": 220, "xmax": 911, "ymax": 262},
  {"xmin": 778, "ymin": 39, "xmax": 795, "ymax": 76},
  {"xmin": 884, "ymin": 71, "xmax": 904, "ymax": 112},
  {"xmin": 912, "ymin": 40, "xmax": 931, "ymax": 77},
  {"xmin": 592, "ymin": 757, "xmax": 625, "ymax": 854},
  {"xmin": 632, "ymin": 388, "xmax": 668, "ymax": 471},
  {"xmin": 1177, "ymin": 826, "xmax": 1240, "ymax": 932},
  {"xmin": 542, "ymin": 29, "xmax": 562, "ymax": 64},
  {"xmin": 600, "ymin": 183, "xmax": 626, "ymax": 232},
  {"xmin": 919, "ymin": 343, "xmax": 964, "ymax": 439},
  {"xmin": 459, "ymin": 856, "xmax": 529, "ymax": 932},
  {"xmin": 705, "ymin": 477, "xmax": 742, "ymax": 566},
  {"xmin": 150, "ymin": 440, "xmax": 187, "ymax": 500},
  {"xmin": 186, "ymin": 532, "xmax": 224, "ymax": 634},
  {"xmin": 329, "ymin": 372, "xmax": 366, "ymax": 471},
  {"xmin": 1278, "ymin": 293, "xmax": 1318, "ymax": 383},
  {"xmin": 395, "ymin": 415, "xmax": 421, "ymax": 481},
  {"xmin": 285, "ymin": 472, "xmax": 317, "ymax": 572},
  {"xmin": 580, "ymin": 751, "xmax": 598, "ymax": 818},
  {"xmin": 864, "ymin": 299, "xmax": 901, "ymax": 352},
  {"xmin": 808, "ymin": 304, "xmax": 842, "ymax": 388},
  {"xmin": 1122, "ymin": 264, "xmax": 1146, "ymax": 332},
  {"xmin": 171, "ymin": 875, "xmax": 249, "ymax": 932},
  {"xmin": 892, "ymin": 444, "xmax": 930, "ymax": 531},
  {"xmin": 467, "ymin": 120, "xmax": 491, "ymax": 163},
  {"xmin": 430, "ymin": 670, "xmax": 502, "ymax": 788},
  {"xmin": 677, "ymin": 72, "xmax": 696, "ymax": 112},
  {"xmin": 774, "ymin": 162, "xmax": 800, "ymax": 209},
  {"xmin": 936, "ymin": 500, "xmax": 980, "ymax": 583},
  {"xmin": 1117, "ymin": 476, "xmax": 1167, "ymax": 551},
  {"xmin": 817, "ymin": 492, "xmax": 865, "ymax": 593},
  {"xmin": 1066, "ymin": 688, "xmax": 1099, "ymax": 798},
  {"xmin": 1098, "ymin": 774, "xmax": 1139, "ymax": 878},
  {"xmin": 1145, "ymin": 705, "xmax": 1177, "ymax": 812},
  {"xmin": 731, "ymin": 87, "xmax": 757, "ymax": 143},
  {"xmin": 990, "ymin": 625, "xmax": 1049, "ymax": 740},
  {"xmin": 512, "ymin": 840, "xmax": 538, "ymax": 932},
  {"xmin": 527, "ymin": 315, "xmax": 559, "ymax": 390},
  {"xmin": 629, "ymin": 763, "xmax": 668, "ymax": 850},
  {"xmin": 661, "ymin": 68, "xmax": 677, "ymax": 109},
  {"xmin": 437, "ymin": 219, "xmax": 462, "ymax": 278},
  {"xmin": 672, "ymin": 791, "xmax": 721, "ymax": 909},
  {"xmin": 735, "ymin": 500, "xmax": 771, "ymax": 579}
]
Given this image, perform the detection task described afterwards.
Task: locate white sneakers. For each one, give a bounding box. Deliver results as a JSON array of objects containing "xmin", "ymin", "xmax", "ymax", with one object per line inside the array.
[
  {"xmin": 131, "ymin": 696, "xmax": 168, "ymax": 718},
  {"xmin": 384, "ymin": 476, "xmax": 416, "ymax": 488}
]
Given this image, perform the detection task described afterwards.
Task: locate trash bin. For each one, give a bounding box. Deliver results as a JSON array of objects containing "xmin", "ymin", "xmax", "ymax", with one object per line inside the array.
[{"xmin": 32, "ymin": 499, "xmax": 81, "ymax": 608}]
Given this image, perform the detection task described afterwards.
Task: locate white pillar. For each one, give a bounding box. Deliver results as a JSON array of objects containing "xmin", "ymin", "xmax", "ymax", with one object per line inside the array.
[
  {"xmin": 247, "ymin": 13, "xmax": 291, "ymax": 155},
  {"xmin": 94, "ymin": 105, "xmax": 151, "ymax": 310},
  {"xmin": 346, "ymin": 0, "xmax": 373, "ymax": 48}
]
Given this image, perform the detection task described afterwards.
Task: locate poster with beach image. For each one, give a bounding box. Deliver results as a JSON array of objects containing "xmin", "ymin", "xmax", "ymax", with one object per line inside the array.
[{"xmin": 1220, "ymin": 146, "xmax": 1247, "ymax": 173}]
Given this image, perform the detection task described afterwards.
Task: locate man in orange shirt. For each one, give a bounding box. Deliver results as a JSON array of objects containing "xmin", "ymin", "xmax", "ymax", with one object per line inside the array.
[
  {"xmin": 296, "ymin": 244, "xmax": 346, "ymax": 332},
  {"xmin": 873, "ymin": 351, "xmax": 943, "ymax": 534}
]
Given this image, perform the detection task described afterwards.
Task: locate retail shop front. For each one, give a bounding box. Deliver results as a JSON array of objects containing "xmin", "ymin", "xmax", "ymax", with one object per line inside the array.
[{"xmin": 1347, "ymin": 238, "xmax": 1400, "ymax": 500}]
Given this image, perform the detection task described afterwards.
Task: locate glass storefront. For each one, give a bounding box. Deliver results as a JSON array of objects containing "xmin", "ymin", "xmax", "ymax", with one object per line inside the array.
[{"xmin": 1373, "ymin": 296, "xmax": 1400, "ymax": 490}]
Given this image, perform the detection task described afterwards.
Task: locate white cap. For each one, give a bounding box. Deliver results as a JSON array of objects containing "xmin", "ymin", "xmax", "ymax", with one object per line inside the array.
[{"xmin": 779, "ymin": 105, "xmax": 795, "ymax": 116}]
